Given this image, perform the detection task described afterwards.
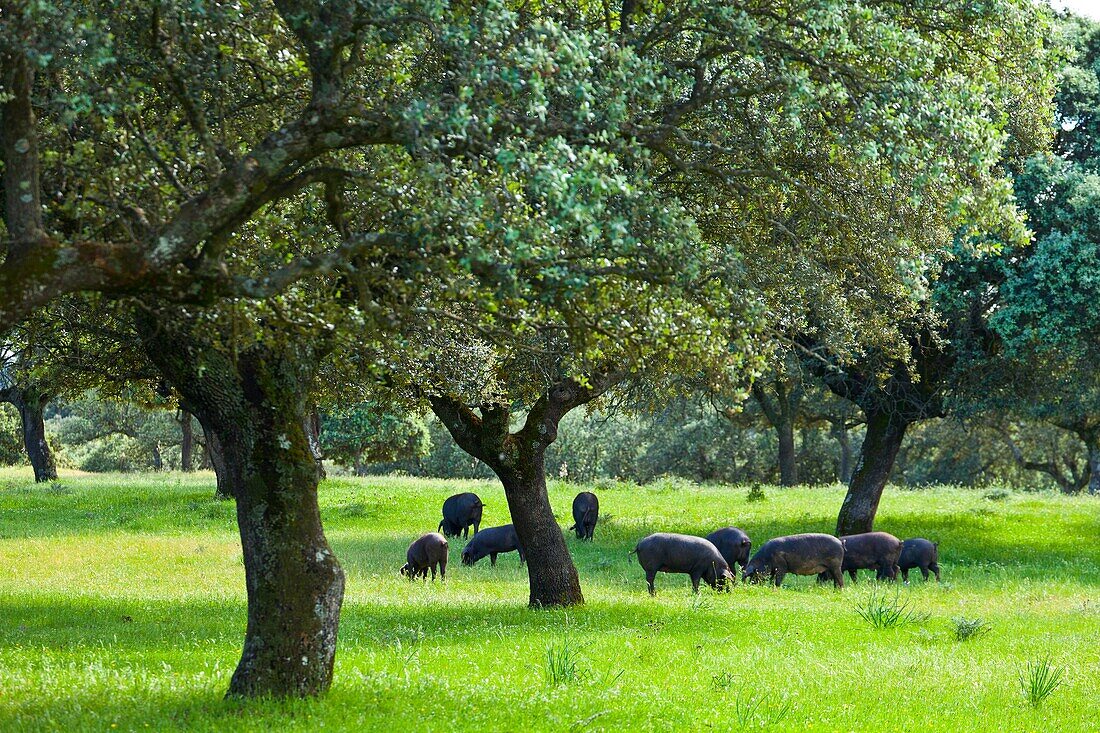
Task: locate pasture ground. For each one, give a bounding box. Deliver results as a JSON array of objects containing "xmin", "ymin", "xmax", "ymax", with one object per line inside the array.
[{"xmin": 0, "ymin": 468, "xmax": 1097, "ymax": 731}]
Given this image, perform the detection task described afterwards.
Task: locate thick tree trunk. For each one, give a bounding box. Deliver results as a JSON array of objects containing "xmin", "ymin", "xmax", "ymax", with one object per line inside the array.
[
  {"xmin": 6, "ymin": 389, "xmax": 56, "ymax": 482},
  {"xmin": 777, "ymin": 417, "xmax": 797, "ymax": 486},
  {"xmin": 138, "ymin": 314, "xmax": 344, "ymax": 697},
  {"xmin": 496, "ymin": 444, "xmax": 583, "ymax": 607},
  {"xmin": 225, "ymin": 419, "xmax": 344, "ymax": 697},
  {"xmin": 180, "ymin": 412, "xmax": 194, "ymax": 472},
  {"xmin": 837, "ymin": 410, "xmax": 909, "ymax": 536}
]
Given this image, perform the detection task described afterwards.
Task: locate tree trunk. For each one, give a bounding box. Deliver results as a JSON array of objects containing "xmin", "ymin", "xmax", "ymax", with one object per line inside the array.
[
  {"xmin": 151, "ymin": 443, "xmax": 163, "ymax": 471},
  {"xmin": 225, "ymin": 416, "xmax": 344, "ymax": 697},
  {"xmin": 6, "ymin": 388, "xmax": 56, "ymax": 482},
  {"xmin": 496, "ymin": 442, "xmax": 583, "ymax": 607},
  {"xmin": 137, "ymin": 314, "xmax": 344, "ymax": 697},
  {"xmin": 833, "ymin": 422, "xmax": 853, "ymax": 484},
  {"xmin": 180, "ymin": 411, "xmax": 194, "ymax": 472},
  {"xmin": 199, "ymin": 416, "xmax": 232, "ymax": 499},
  {"xmin": 837, "ymin": 410, "xmax": 909, "ymax": 536},
  {"xmin": 1085, "ymin": 434, "xmax": 1100, "ymax": 495},
  {"xmin": 777, "ymin": 417, "xmax": 797, "ymax": 486}
]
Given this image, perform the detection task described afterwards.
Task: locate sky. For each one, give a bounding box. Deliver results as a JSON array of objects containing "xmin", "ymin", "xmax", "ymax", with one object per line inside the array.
[{"xmin": 1054, "ymin": 0, "xmax": 1100, "ymax": 18}]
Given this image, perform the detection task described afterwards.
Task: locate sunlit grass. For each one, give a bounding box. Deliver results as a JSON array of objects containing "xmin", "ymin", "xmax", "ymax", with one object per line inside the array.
[{"xmin": 0, "ymin": 467, "xmax": 1097, "ymax": 731}]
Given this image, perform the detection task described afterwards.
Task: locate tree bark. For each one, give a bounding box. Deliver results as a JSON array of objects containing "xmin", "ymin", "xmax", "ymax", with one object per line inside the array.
[
  {"xmin": 837, "ymin": 409, "xmax": 909, "ymax": 536},
  {"xmin": 151, "ymin": 443, "xmax": 163, "ymax": 472},
  {"xmin": 198, "ymin": 415, "xmax": 232, "ymax": 499},
  {"xmin": 137, "ymin": 311, "xmax": 344, "ymax": 697},
  {"xmin": 179, "ymin": 411, "xmax": 194, "ymax": 472},
  {"xmin": 3, "ymin": 387, "xmax": 57, "ymax": 482}
]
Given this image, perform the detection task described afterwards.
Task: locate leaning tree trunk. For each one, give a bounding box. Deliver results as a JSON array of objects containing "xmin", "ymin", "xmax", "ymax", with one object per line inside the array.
[
  {"xmin": 179, "ymin": 411, "xmax": 194, "ymax": 472},
  {"xmin": 138, "ymin": 313, "xmax": 344, "ymax": 697},
  {"xmin": 837, "ymin": 409, "xmax": 909, "ymax": 536},
  {"xmin": 777, "ymin": 417, "xmax": 798, "ymax": 486},
  {"xmin": 496, "ymin": 441, "xmax": 583, "ymax": 607},
  {"xmin": 8, "ymin": 389, "xmax": 56, "ymax": 482}
]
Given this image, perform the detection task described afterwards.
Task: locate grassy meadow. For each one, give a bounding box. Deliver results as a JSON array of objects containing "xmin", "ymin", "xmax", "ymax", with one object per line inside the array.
[{"xmin": 0, "ymin": 467, "xmax": 1097, "ymax": 731}]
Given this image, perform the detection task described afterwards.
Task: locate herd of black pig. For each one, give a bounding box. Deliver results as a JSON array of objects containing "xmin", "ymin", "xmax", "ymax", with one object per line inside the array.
[{"xmin": 400, "ymin": 490, "xmax": 941, "ymax": 594}]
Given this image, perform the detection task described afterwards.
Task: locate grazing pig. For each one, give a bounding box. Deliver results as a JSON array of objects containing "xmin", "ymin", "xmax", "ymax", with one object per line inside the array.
[
  {"xmin": 832, "ymin": 531, "xmax": 904, "ymax": 582},
  {"xmin": 899, "ymin": 538, "xmax": 941, "ymax": 582},
  {"xmin": 705, "ymin": 527, "xmax": 752, "ymax": 573},
  {"xmin": 400, "ymin": 532, "xmax": 449, "ymax": 581},
  {"xmin": 438, "ymin": 492, "xmax": 483, "ymax": 539},
  {"xmin": 568, "ymin": 491, "xmax": 599, "ymax": 540},
  {"xmin": 461, "ymin": 524, "xmax": 525, "ymax": 566},
  {"xmin": 630, "ymin": 533, "xmax": 735, "ymax": 595},
  {"xmin": 743, "ymin": 533, "xmax": 844, "ymax": 588}
]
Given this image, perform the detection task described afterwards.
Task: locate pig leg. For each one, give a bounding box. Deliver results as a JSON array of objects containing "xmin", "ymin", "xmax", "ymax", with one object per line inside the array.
[
  {"xmin": 646, "ymin": 570, "xmax": 657, "ymax": 596},
  {"xmin": 847, "ymin": 569, "xmax": 858, "ymax": 583},
  {"xmin": 430, "ymin": 564, "xmax": 437, "ymax": 581},
  {"xmin": 490, "ymin": 552, "xmax": 498, "ymax": 567},
  {"xmin": 920, "ymin": 565, "xmax": 931, "ymax": 581},
  {"xmin": 440, "ymin": 556, "xmax": 447, "ymax": 581},
  {"xmin": 828, "ymin": 562, "xmax": 844, "ymax": 589},
  {"xmin": 772, "ymin": 570, "xmax": 786, "ymax": 587},
  {"xmin": 691, "ymin": 573, "xmax": 702, "ymax": 594},
  {"xmin": 930, "ymin": 562, "xmax": 940, "ymax": 582},
  {"xmin": 473, "ymin": 517, "xmax": 481, "ymax": 535}
]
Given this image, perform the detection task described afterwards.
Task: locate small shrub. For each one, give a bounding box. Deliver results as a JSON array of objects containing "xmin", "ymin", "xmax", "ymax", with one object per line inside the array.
[
  {"xmin": 853, "ymin": 586, "xmax": 929, "ymax": 629},
  {"xmin": 983, "ymin": 489, "xmax": 1010, "ymax": 501},
  {"xmin": 746, "ymin": 483, "xmax": 767, "ymax": 502},
  {"xmin": 1019, "ymin": 656, "xmax": 1062, "ymax": 708},
  {"xmin": 952, "ymin": 616, "xmax": 992, "ymax": 642}
]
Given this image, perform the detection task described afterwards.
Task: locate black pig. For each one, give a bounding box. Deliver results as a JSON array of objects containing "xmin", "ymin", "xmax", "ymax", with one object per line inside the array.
[
  {"xmin": 833, "ymin": 531, "xmax": 903, "ymax": 582},
  {"xmin": 461, "ymin": 524, "xmax": 525, "ymax": 566},
  {"xmin": 705, "ymin": 527, "xmax": 752, "ymax": 573},
  {"xmin": 438, "ymin": 492, "xmax": 483, "ymax": 539},
  {"xmin": 630, "ymin": 533, "xmax": 734, "ymax": 595},
  {"xmin": 743, "ymin": 533, "xmax": 845, "ymax": 588},
  {"xmin": 899, "ymin": 538, "xmax": 940, "ymax": 582},
  {"xmin": 400, "ymin": 532, "xmax": 449, "ymax": 581},
  {"xmin": 568, "ymin": 491, "xmax": 599, "ymax": 540}
]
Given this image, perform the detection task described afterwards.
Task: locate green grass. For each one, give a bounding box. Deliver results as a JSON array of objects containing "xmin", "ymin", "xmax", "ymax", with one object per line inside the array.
[{"xmin": 0, "ymin": 468, "xmax": 1098, "ymax": 731}]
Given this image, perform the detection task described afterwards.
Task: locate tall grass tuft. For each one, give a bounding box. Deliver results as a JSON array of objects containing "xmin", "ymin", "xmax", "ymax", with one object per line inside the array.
[
  {"xmin": 1019, "ymin": 656, "xmax": 1062, "ymax": 708},
  {"xmin": 853, "ymin": 586, "xmax": 929, "ymax": 629},
  {"xmin": 734, "ymin": 691, "xmax": 792, "ymax": 729},
  {"xmin": 545, "ymin": 639, "xmax": 586, "ymax": 686}
]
